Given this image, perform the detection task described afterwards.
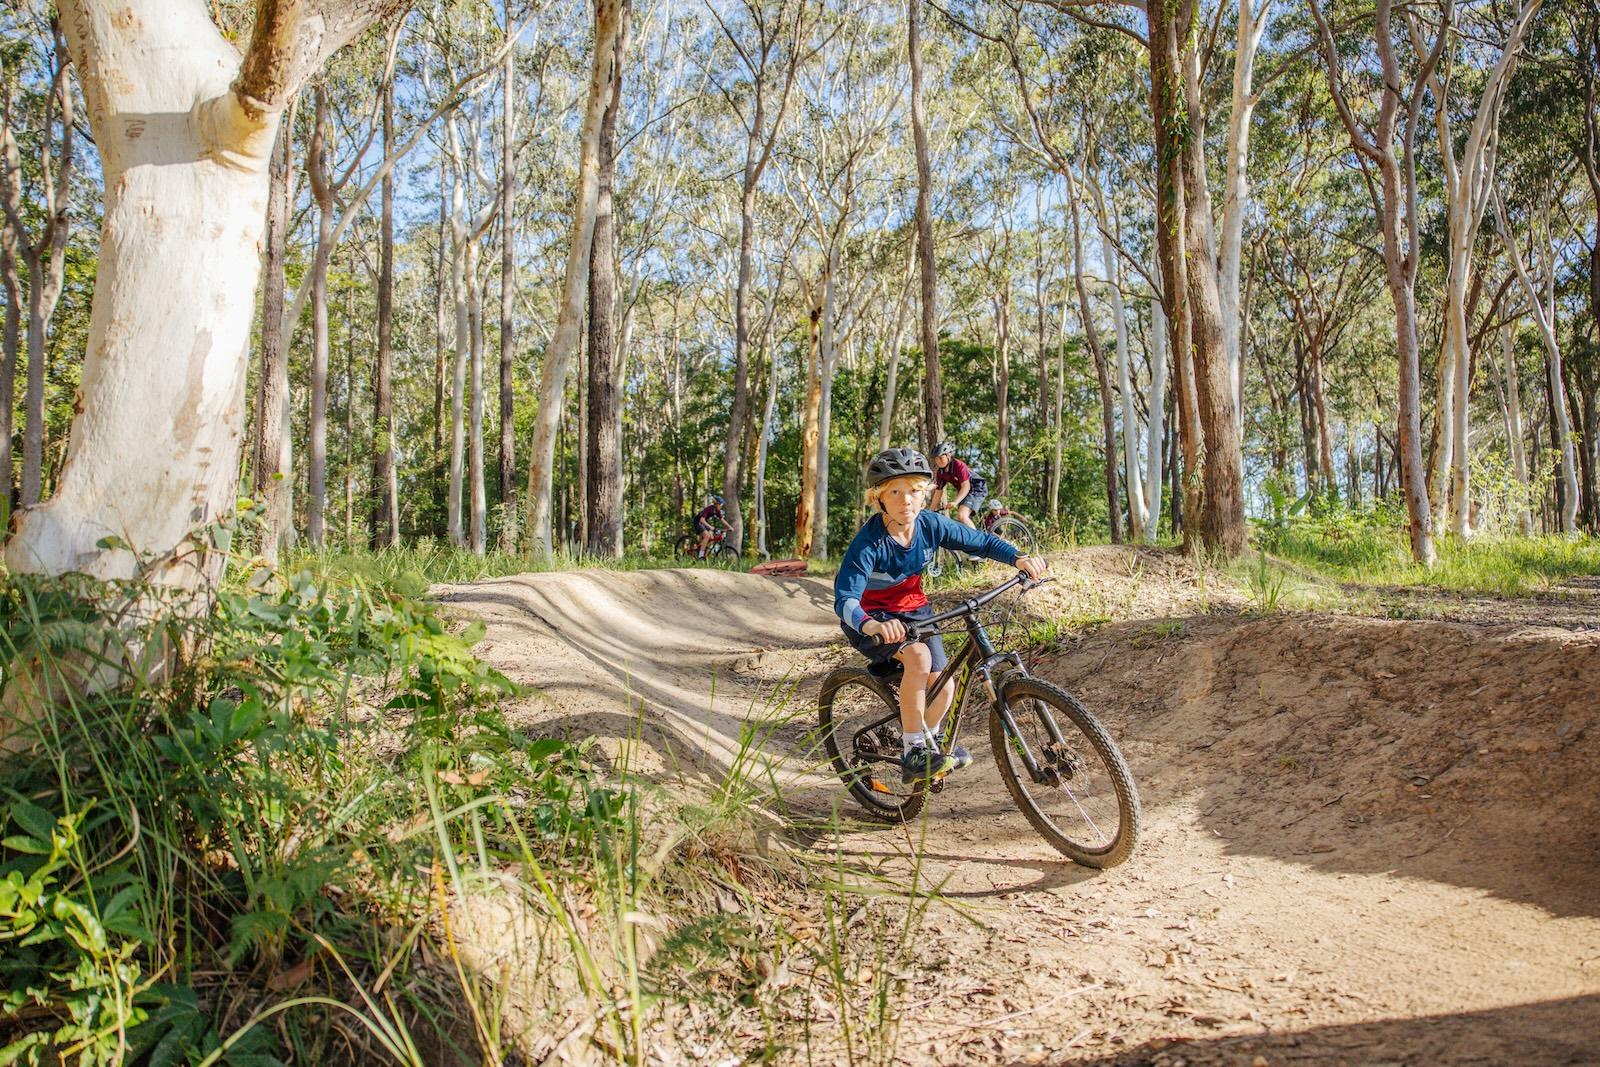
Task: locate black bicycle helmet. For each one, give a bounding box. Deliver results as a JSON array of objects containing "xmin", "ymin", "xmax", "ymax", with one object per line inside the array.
[
  {"xmin": 866, "ymin": 448, "xmax": 933, "ymax": 487},
  {"xmin": 931, "ymin": 440, "xmax": 955, "ymax": 458}
]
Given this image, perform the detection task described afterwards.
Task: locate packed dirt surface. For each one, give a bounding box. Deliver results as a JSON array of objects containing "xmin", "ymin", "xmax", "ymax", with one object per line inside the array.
[{"xmin": 436, "ymin": 548, "xmax": 1600, "ymax": 1066}]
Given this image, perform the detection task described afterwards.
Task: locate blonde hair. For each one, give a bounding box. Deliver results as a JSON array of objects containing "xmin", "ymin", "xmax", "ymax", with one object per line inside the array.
[{"xmin": 864, "ymin": 475, "xmax": 933, "ymax": 514}]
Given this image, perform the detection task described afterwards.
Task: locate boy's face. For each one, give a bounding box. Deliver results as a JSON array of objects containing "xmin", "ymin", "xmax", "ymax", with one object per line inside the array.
[
  {"xmin": 934, "ymin": 453, "xmax": 951, "ymax": 469},
  {"xmin": 879, "ymin": 477, "xmax": 927, "ymax": 525}
]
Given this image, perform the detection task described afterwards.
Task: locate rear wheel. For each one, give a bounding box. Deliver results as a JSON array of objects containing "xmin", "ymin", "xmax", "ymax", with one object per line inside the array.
[
  {"xmin": 673, "ymin": 533, "xmax": 697, "ymax": 560},
  {"xmin": 989, "ymin": 676, "xmax": 1139, "ymax": 868},
  {"xmin": 817, "ymin": 668, "xmax": 926, "ymax": 823}
]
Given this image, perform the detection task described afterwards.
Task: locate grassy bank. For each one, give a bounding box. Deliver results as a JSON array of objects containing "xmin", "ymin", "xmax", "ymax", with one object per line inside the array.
[{"xmin": 0, "ymin": 541, "xmax": 922, "ymax": 1064}]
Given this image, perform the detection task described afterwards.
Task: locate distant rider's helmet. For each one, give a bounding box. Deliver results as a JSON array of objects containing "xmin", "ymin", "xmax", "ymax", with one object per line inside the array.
[
  {"xmin": 930, "ymin": 440, "xmax": 955, "ymax": 459},
  {"xmin": 711, "ymin": 494, "xmax": 725, "ymax": 505}
]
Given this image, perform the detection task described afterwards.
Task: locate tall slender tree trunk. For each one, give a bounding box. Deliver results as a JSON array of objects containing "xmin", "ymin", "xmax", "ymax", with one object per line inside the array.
[
  {"xmin": 469, "ymin": 245, "xmax": 487, "ymax": 555},
  {"xmin": 1499, "ymin": 189, "xmax": 1578, "ymax": 531},
  {"xmin": 371, "ymin": 76, "xmax": 398, "ymax": 548},
  {"xmin": 252, "ymin": 110, "xmax": 295, "ymax": 562},
  {"xmin": 1310, "ymin": 0, "xmax": 1437, "ymax": 563},
  {"xmin": 1220, "ymin": 0, "xmax": 1273, "ymax": 449},
  {"xmin": 1049, "ymin": 300, "xmax": 1067, "ymax": 524},
  {"xmin": 1179, "ymin": 30, "xmax": 1247, "ymax": 554},
  {"xmin": 498, "ymin": 45, "xmax": 518, "ymax": 552},
  {"xmin": 908, "ymin": 0, "xmax": 943, "ymax": 450},
  {"xmin": 1092, "ymin": 175, "xmax": 1143, "ymax": 536},
  {"xmin": 1144, "ymin": 281, "xmax": 1169, "ymax": 539},
  {"xmin": 796, "ymin": 302, "xmax": 823, "ymax": 557},
  {"xmin": 1066, "ymin": 169, "xmax": 1121, "ymax": 543},
  {"xmin": 994, "ymin": 278, "xmax": 1011, "ymax": 499},
  {"xmin": 585, "ymin": 18, "xmax": 627, "ymax": 559},
  {"xmin": 434, "ymin": 153, "xmax": 448, "ymax": 533},
  {"xmin": 878, "ymin": 246, "xmax": 916, "ymax": 451},
  {"xmin": 447, "ymin": 147, "xmax": 469, "ymax": 547},
  {"xmin": 754, "ymin": 311, "xmax": 781, "ymax": 556},
  {"xmin": 812, "ymin": 250, "xmax": 840, "ymax": 557},
  {"xmin": 306, "ymin": 88, "xmax": 333, "ymax": 548},
  {"xmin": 525, "ymin": 0, "xmax": 628, "ymax": 556},
  {"xmin": 1150, "ymin": 7, "xmax": 1201, "ymax": 547},
  {"xmin": 16, "ymin": 23, "xmax": 74, "ymax": 510}
]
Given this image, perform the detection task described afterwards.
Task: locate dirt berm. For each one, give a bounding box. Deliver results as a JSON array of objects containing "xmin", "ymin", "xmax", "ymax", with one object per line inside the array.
[{"xmin": 436, "ymin": 548, "xmax": 1600, "ymax": 1065}]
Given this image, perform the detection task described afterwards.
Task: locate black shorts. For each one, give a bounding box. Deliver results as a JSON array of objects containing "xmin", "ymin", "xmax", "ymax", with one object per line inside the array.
[
  {"xmin": 695, "ymin": 518, "xmax": 712, "ymax": 534},
  {"xmin": 841, "ymin": 604, "xmax": 948, "ymax": 676}
]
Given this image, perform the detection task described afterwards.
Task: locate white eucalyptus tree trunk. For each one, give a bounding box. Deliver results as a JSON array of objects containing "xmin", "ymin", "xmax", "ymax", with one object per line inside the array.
[
  {"xmin": 447, "ymin": 147, "xmax": 469, "ymax": 547},
  {"xmin": 1498, "ymin": 187, "xmax": 1578, "ymax": 532},
  {"xmin": 1092, "ymin": 175, "xmax": 1144, "ymax": 537},
  {"xmin": 1144, "ymin": 287, "xmax": 1169, "ymax": 539},
  {"xmin": 1499, "ymin": 320, "xmax": 1533, "ymax": 534},
  {"xmin": 4, "ymin": 0, "xmax": 402, "ymax": 584},
  {"xmin": 1424, "ymin": 0, "xmax": 1542, "ymax": 538},
  {"xmin": 1219, "ymin": 0, "xmax": 1272, "ymax": 447}
]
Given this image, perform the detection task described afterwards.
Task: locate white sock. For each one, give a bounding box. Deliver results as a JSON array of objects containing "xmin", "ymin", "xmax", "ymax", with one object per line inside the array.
[{"xmin": 902, "ymin": 730, "xmax": 924, "ymax": 756}]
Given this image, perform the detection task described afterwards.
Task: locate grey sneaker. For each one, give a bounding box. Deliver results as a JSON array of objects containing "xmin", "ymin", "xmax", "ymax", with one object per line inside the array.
[
  {"xmin": 947, "ymin": 742, "xmax": 974, "ymax": 771},
  {"xmin": 901, "ymin": 745, "xmax": 959, "ymax": 784}
]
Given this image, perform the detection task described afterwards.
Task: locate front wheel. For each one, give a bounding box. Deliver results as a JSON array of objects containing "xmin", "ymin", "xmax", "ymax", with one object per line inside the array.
[
  {"xmin": 706, "ymin": 541, "xmax": 737, "ymax": 562},
  {"xmin": 817, "ymin": 668, "xmax": 926, "ymax": 823},
  {"xmin": 989, "ymin": 515, "xmax": 1037, "ymax": 557},
  {"xmin": 989, "ymin": 676, "xmax": 1139, "ymax": 868}
]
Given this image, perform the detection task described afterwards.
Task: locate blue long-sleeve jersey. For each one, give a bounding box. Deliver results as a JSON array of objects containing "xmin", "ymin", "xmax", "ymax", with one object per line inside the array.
[{"xmin": 833, "ymin": 510, "xmax": 1021, "ymax": 633}]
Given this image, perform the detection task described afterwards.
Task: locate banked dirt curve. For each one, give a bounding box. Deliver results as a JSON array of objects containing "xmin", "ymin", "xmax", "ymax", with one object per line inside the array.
[{"xmin": 436, "ymin": 548, "xmax": 1600, "ymax": 1066}]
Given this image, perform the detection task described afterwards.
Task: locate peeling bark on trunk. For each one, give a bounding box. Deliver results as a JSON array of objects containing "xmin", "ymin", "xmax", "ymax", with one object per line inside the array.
[
  {"xmin": 5, "ymin": 0, "xmax": 405, "ymax": 587},
  {"xmin": 1179, "ymin": 31, "xmax": 1247, "ymax": 555}
]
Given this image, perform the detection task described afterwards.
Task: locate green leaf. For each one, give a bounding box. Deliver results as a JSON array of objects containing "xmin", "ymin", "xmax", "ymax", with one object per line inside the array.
[
  {"xmin": 0, "ymin": 835, "xmax": 49, "ymax": 856},
  {"xmin": 9, "ymin": 803, "xmax": 57, "ymax": 843},
  {"xmin": 95, "ymin": 535, "xmax": 131, "ymax": 552}
]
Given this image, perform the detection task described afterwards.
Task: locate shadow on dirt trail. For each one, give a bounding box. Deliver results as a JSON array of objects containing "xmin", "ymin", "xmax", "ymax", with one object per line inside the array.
[
  {"xmin": 1045, "ymin": 612, "xmax": 1600, "ymax": 919},
  {"xmin": 1077, "ymin": 993, "xmax": 1600, "ymax": 1066}
]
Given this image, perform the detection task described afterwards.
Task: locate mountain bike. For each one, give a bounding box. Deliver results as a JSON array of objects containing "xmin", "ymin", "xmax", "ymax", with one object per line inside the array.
[
  {"xmin": 815, "ymin": 574, "xmax": 1140, "ymax": 868},
  {"xmin": 926, "ymin": 501, "xmax": 1037, "ymax": 578},
  {"xmin": 673, "ymin": 527, "xmax": 735, "ymax": 562}
]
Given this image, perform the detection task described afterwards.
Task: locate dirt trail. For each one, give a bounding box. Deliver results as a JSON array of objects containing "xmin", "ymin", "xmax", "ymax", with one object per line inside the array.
[{"xmin": 437, "ymin": 549, "xmax": 1600, "ymax": 1066}]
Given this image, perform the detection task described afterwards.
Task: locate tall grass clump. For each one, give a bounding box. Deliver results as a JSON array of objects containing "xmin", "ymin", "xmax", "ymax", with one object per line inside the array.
[
  {"xmin": 0, "ymin": 511, "xmax": 929, "ymax": 1064},
  {"xmin": 1252, "ymin": 478, "xmax": 1600, "ymax": 596}
]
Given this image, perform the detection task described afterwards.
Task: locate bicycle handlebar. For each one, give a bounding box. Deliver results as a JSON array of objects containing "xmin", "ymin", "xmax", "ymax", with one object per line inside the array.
[{"xmin": 868, "ymin": 572, "xmax": 1053, "ymax": 645}]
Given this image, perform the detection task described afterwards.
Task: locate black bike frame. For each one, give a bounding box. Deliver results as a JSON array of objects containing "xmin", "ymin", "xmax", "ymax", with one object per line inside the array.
[{"xmin": 849, "ymin": 577, "xmax": 1069, "ymax": 786}]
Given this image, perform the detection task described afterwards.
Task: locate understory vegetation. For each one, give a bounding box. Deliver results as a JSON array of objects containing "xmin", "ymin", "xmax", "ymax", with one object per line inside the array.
[{"xmin": 0, "ymin": 528, "xmax": 929, "ymax": 1065}]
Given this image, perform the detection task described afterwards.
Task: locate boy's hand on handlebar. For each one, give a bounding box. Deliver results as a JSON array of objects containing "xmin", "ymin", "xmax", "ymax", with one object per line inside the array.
[
  {"xmin": 862, "ymin": 617, "xmax": 907, "ymax": 644},
  {"xmin": 1016, "ymin": 555, "xmax": 1048, "ymax": 581}
]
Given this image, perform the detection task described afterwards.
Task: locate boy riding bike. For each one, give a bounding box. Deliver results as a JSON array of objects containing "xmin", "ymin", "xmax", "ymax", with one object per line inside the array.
[
  {"xmin": 929, "ymin": 441, "xmax": 989, "ymax": 531},
  {"xmin": 834, "ymin": 448, "xmax": 1046, "ymax": 784},
  {"xmin": 694, "ymin": 494, "xmax": 732, "ymax": 558}
]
